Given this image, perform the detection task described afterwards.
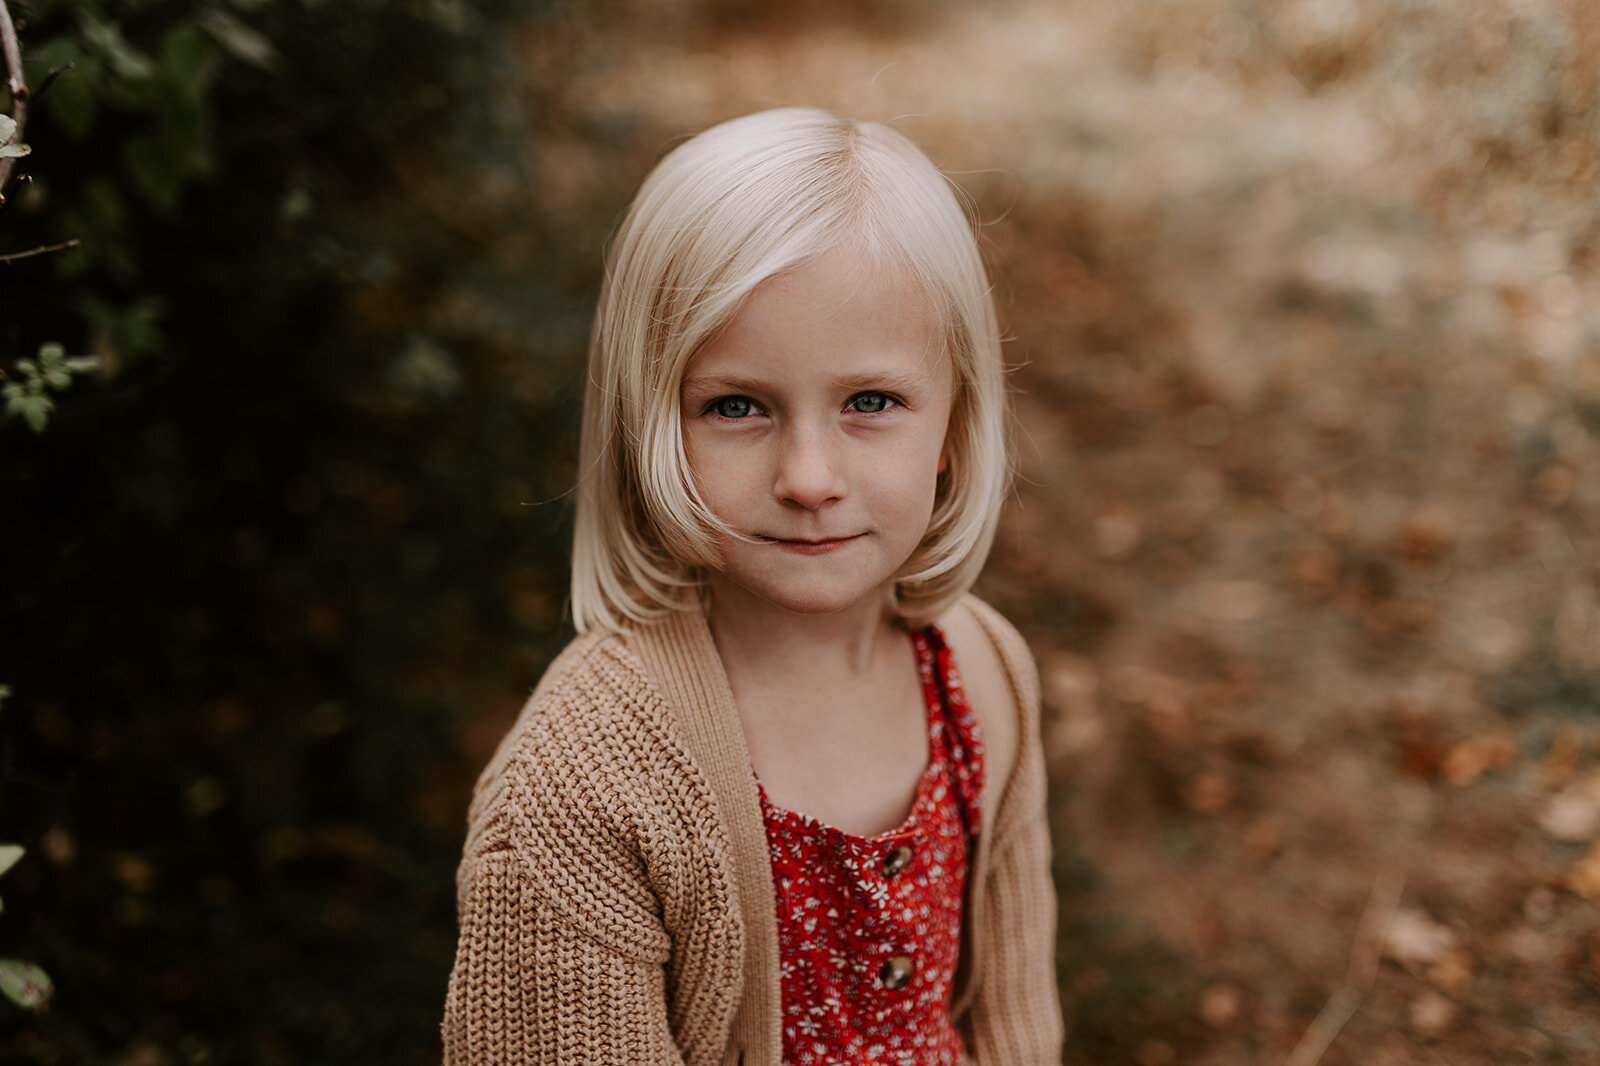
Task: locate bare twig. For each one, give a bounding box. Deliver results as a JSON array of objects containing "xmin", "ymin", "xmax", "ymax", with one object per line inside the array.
[
  {"xmin": 0, "ymin": 1, "xmax": 21, "ymax": 97},
  {"xmin": 0, "ymin": 5, "xmax": 82, "ymax": 269},
  {"xmin": 0, "ymin": 238, "xmax": 79, "ymax": 263},
  {"xmin": 0, "ymin": 0, "xmax": 29, "ymax": 203},
  {"xmin": 33, "ymin": 62, "xmax": 72, "ymax": 103},
  {"xmin": 1283, "ymin": 868, "xmax": 1405, "ymax": 1066}
]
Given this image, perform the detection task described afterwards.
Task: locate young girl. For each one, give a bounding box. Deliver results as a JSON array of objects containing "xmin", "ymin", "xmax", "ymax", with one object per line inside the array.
[{"xmin": 443, "ymin": 107, "xmax": 1062, "ymax": 1065}]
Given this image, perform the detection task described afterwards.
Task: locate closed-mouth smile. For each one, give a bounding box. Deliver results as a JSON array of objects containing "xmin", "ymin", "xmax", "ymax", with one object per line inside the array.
[{"xmin": 758, "ymin": 533, "xmax": 866, "ymax": 552}]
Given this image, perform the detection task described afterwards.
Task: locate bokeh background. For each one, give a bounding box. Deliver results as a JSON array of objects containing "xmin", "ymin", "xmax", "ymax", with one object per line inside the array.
[{"xmin": 4, "ymin": 0, "xmax": 1599, "ymax": 1062}]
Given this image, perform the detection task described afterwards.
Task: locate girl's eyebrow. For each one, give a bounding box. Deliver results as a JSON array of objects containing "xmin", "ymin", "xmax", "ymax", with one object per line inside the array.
[
  {"xmin": 680, "ymin": 373, "xmax": 765, "ymax": 395},
  {"xmin": 831, "ymin": 369, "xmax": 931, "ymax": 394},
  {"xmin": 681, "ymin": 368, "xmax": 935, "ymax": 395}
]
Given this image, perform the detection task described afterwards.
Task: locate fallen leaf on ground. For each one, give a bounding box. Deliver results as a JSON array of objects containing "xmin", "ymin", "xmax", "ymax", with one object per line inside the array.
[
  {"xmin": 1564, "ymin": 841, "xmax": 1600, "ymax": 900},
  {"xmin": 1386, "ymin": 908, "xmax": 1457, "ymax": 972},
  {"xmin": 1245, "ymin": 816, "xmax": 1284, "ymax": 857},
  {"xmin": 1540, "ymin": 721, "xmax": 1584, "ymax": 788},
  {"xmin": 1409, "ymin": 990, "xmax": 1457, "ymax": 1039},
  {"xmin": 1444, "ymin": 730, "xmax": 1518, "ymax": 787},
  {"xmin": 1394, "ymin": 506, "xmax": 1456, "ymax": 565},
  {"xmin": 1184, "ymin": 771, "xmax": 1234, "ymax": 814},
  {"xmin": 1427, "ymin": 948, "xmax": 1475, "ymax": 996},
  {"xmin": 1539, "ymin": 770, "xmax": 1600, "ymax": 843},
  {"xmin": 1199, "ymin": 983, "xmax": 1243, "ymax": 1030}
]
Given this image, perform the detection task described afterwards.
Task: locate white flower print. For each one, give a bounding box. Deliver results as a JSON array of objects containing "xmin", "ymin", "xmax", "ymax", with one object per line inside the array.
[{"xmin": 761, "ymin": 627, "xmax": 982, "ymax": 1066}]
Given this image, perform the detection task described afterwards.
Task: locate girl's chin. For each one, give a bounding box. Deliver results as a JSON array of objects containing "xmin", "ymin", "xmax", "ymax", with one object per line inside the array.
[{"xmin": 709, "ymin": 578, "xmax": 896, "ymax": 621}]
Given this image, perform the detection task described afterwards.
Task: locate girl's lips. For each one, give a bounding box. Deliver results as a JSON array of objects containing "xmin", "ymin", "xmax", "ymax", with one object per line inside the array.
[{"xmin": 760, "ymin": 533, "xmax": 866, "ymax": 552}]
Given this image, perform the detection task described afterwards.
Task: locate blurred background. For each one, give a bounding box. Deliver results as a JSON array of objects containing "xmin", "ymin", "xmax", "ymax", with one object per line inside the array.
[{"xmin": 2, "ymin": 0, "xmax": 1598, "ymax": 1062}]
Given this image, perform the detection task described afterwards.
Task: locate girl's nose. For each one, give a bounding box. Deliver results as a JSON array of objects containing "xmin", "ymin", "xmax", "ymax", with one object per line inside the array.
[{"xmin": 772, "ymin": 429, "xmax": 845, "ymax": 510}]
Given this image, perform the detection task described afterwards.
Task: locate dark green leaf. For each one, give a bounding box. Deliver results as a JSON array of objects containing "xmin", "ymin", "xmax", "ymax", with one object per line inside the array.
[
  {"xmin": 0, "ymin": 960, "xmax": 53, "ymax": 1010},
  {"xmin": 0, "ymin": 111, "xmax": 26, "ymax": 158},
  {"xmin": 20, "ymin": 394, "xmax": 54, "ymax": 433},
  {"xmin": 198, "ymin": 8, "xmax": 278, "ymax": 71},
  {"xmin": 161, "ymin": 24, "xmax": 217, "ymax": 103},
  {"xmin": 78, "ymin": 12, "xmax": 156, "ymax": 81}
]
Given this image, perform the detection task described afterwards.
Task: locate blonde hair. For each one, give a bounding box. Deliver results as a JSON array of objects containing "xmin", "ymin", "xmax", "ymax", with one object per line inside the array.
[{"xmin": 571, "ymin": 107, "xmax": 1009, "ymax": 633}]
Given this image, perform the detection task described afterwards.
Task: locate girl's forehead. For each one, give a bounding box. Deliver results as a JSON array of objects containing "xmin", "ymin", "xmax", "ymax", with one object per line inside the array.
[
  {"xmin": 770, "ymin": 242, "xmax": 922, "ymax": 291},
  {"xmin": 739, "ymin": 248, "xmax": 938, "ymax": 334},
  {"xmin": 684, "ymin": 252, "xmax": 950, "ymax": 388}
]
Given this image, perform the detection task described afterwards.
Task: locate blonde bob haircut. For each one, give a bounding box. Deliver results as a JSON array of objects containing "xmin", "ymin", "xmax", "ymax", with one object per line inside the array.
[{"xmin": 571, "ymin": 106, "xmax": 1009, "ymax": 634}]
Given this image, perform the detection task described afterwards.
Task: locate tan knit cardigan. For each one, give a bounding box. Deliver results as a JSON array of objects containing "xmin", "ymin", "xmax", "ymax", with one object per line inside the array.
[{"xmin": 442, "ymin": 595, "xmax": 1062, "ymax": 1065}]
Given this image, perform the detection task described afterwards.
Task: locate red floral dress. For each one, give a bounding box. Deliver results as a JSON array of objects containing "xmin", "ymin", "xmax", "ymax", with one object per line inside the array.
[{"xmin": 757, "ymin": 626, "xmax": 985, "ymax": 1066}]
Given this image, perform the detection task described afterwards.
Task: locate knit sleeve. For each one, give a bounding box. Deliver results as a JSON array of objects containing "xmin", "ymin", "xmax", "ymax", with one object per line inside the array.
[
  {"xmin": 442, "ymin": 849, "xmax": 686, "ymax": 1066},
  {"xmin": 966, "ymin": 624, "xmax": 1064, "ymax": 1065}
]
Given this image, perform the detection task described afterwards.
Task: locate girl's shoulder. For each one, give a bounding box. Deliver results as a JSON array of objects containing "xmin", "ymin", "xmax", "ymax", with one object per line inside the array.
[
  {"xmin": 937, "ymin": 594, "xmax": 1040, "ymax": 713},
  {"xmin": 463, "ymin": 607, "xmax": 741, "ymax": 860},
  {"xmin": 458, "ymin": 615, "xmax": 741, "ymax": 952},
  {"xmin": 936, "ymin": 595, "xmax": 1041, "ymax": 798},
  {"xmin": 468, "ymin": 627, "xmax": 634, "ymax": 801},
  {"xmin": 468, "ymin": 624, "xmax": 681, "ymax": 826}
]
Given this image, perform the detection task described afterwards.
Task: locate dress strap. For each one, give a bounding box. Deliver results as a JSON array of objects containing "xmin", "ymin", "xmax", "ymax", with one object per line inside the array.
[{"xmin": 921, "ymin": 625, "xmax": 986, "ymax": 847}]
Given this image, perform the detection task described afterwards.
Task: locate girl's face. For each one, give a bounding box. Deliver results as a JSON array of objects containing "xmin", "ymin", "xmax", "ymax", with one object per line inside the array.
[{"xmin": 681, "ymin": 245, "xmax": 954, "ymax": 622}]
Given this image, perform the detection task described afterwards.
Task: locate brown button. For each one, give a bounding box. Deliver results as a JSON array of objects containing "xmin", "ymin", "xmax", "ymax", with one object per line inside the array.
[
  {"xmin": 879, "ymin": 955, "xmax": 914, "ymax": 990},
  {"xmin": 881, "ymin": 845, "xmax": 913, "ymax": 878}
]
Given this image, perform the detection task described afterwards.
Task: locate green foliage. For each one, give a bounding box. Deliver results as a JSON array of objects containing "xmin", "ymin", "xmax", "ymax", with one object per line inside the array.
[
  {"xmin": 0, "ymin": 847, "xmax": 52, "ymax": 1012},
  {"xmin": 3, "ymin": 1, "xmax": 271, "ymax": 429},
  {"xmin": 2, "ymin": 342, "xmax": 100, "ymax": 433},
  {"xmin": 2, "ymin": 0, "xmax": 574, "ymax": 1058},
  {"xmin": 6, "ymin": 0, "xmax": 244, "ymax": 365},
  {"xmin": 0, "ymin": 961, "xmax": 51, "ymax": 1012},
  {"xmin": 0, "ymin": 115, "xmax": 29, "ymax": 158},
  {"xmin": 4, "ymin": 0, "xmax": 519, "ymax": 368}
]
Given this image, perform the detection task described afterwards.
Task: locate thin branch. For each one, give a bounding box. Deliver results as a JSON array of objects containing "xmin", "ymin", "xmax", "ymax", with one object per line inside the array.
[
  {"xmin": 0, "ymin": 238, "xmax": 79, "ymax": 263},
  {"xmin": 0, "ymin": 0, "xmax": 21, "ymax": 97},
  {"xmin": 33, "ymin": 61, "xmax": 71, "ymax": 103},
  {"xmin": 0, "ymin": 0, "xmax": 29, "ymax": 203},
  {"xmin": 0, "ymin": 166, "xmax": 24, "ymax": 211},
  {"xmin": 1283, "ymin": 868, "xmax": 1405, "ymax": 1066}
]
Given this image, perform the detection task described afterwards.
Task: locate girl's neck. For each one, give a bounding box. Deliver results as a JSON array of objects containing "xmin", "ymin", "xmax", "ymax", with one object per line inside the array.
[
  {"xmin": 703, "ymin": 578, "xmax": 899, "ymax": 678},
  {"xmin": 703, "ymin": 578, "xmax": 929, "ymax": 836}
]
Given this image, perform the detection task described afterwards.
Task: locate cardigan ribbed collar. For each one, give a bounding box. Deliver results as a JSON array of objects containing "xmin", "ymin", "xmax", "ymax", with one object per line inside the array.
[{"xmin": 628, "ymin": 606, "xmax": 782, "ymax": 1065}]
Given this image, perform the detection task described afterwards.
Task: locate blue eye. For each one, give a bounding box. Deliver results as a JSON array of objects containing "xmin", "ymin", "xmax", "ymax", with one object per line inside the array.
[
  {"xmin": 849, "ymin": 392, "xmax": 893, "ymax": 414},
  {"xmin": 712, "ymin": 396, "xmax": 754, "ymax": 419}
]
